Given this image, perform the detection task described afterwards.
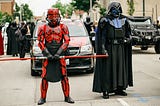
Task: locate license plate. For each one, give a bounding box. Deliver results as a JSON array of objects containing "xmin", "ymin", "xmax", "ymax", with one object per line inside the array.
[{"xmin": 65, "ymin": 59, "xmax": 69, "ymax": 65}]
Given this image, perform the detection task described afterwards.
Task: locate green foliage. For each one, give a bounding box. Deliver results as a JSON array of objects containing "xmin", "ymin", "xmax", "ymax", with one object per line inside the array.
[
  {"xmin": 52, "ymin": 0, "xmax": 74, "ymax": 17},
  {"xmin": 127, "ymin": 0, "xmax": 135, "ymax": 16},
  {"xmin": 13, "ymin": 3, "xmax": 20, "ymax": 20},
  {"xmin": 21, "ymin": 4, "xmax": 33, "ymax": 21},
  {"xmin": 0, "ymin": 11, "xmax": 13, "ymax": 24},
  {"xmin": 13, "ymin": 3, "xmax": 33, "ymax": 21},
  {"xmin": 71, "ymin": 0, "xmax": 96, "ymax": 12},
  {"xmin": 94, "ymin": 3, "xmax": 107, "ymax": 16},
  {"xmin": 99, "ymin": 7, "xmax": 107, "ymax": 16},
  {"xmin": 65, "ymin": 4, "xmax": 74, "ymax": 17}
]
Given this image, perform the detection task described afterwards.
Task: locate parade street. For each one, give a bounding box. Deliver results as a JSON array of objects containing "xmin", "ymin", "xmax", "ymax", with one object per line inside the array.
[{"xmin": 0, "ymin": 47, "xmax": 160, "ymax": 106}]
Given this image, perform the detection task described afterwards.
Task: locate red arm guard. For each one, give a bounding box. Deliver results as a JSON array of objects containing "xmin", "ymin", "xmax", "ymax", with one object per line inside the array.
[
  {"xmin": 37, "ymin": 25, "xmax": 46, "ymax": 51},
  {"xmin": 56, "ymin": 24, "xmax": 70, "ymax": 55}
]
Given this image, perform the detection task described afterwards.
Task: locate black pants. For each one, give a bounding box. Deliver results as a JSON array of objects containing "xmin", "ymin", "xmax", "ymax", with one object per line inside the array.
[{"xmin": 19, "ymin": 40, "xmax": 27, "ymax": 58}]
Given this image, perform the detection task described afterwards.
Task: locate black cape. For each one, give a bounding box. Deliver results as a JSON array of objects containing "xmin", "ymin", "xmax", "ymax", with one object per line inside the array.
[
  {"xmin": 92, "ymin": 15, "xmax": 133, "ymax": 93},
  {"xmin": 7, "ymin": 26, "xmax": 19, "ymax": 55}
]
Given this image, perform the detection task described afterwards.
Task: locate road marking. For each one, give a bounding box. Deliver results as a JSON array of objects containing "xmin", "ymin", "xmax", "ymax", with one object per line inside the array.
[{"xmin": 117, "ymin": 98, "xmax": 130, "ymax": 106}]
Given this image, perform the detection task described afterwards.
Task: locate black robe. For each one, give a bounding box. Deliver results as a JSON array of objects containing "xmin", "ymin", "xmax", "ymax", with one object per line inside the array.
[
  {"xmin": 6, "ymin": 25, "xmax": 12, "ymax": 55},
  {"xmin": 7, "ymin": 25, "xmax": 19, "ymax": 55},
  {"xmin": 93, "ymin": 15, "xmax": 133, "ymax": 93}
]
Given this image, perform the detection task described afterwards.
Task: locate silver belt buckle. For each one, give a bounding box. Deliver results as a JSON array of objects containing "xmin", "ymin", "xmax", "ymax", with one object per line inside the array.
[{"xmin": 113, "ymin": 40, "xmax": 118, "ymax": 44}]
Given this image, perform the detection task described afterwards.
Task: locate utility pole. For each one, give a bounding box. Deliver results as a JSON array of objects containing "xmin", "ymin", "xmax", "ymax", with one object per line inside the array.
[
  {"xmin": 89, "ymin": 0, "xmax": 92, "ymax": 15},
  {"xmin": 89, "ymin": 0, "xmax": 93, "ymax": 21},
  {"xmin": 20, "ymin": 5, "xmax": 22, "ymax": 22},
  {"xmin": 156, "ymin": 4, "xmax": 157, "ymax": 21},
  {"xmin": 143, "ymin": 0, "xmax": 145, "ymax": 16}
]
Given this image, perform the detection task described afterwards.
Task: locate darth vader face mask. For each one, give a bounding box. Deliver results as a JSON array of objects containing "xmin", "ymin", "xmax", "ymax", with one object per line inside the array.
[
  {"xmin": 108, "ymin": 2, "xmax": 122, "ymax": 18},
  {"xmin": 111, "ymin": 7, "xmax": 121, "ymax": 17}
]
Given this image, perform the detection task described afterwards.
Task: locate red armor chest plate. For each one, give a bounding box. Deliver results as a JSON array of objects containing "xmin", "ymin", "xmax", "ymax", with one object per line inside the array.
[{"xmin": 44, "ymin": 25, "xmax": 63, "ymax": 43}]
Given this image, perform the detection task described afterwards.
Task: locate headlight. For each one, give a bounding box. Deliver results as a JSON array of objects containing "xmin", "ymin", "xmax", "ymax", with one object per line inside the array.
[{"xmin": 80, "ymin": 44, "xmax": 93, "ymax": 54}]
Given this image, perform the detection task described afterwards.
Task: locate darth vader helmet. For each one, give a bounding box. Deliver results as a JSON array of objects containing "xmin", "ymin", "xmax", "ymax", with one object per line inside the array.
[{"xmin": 108, "ymin": 2, "xmax": 122, "ymax": 18}]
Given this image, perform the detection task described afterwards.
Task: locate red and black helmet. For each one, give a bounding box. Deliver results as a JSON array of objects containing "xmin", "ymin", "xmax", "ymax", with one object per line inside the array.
[{"xmin": 47, "ymin": 8, "xmax": 61, "ymax": 26}]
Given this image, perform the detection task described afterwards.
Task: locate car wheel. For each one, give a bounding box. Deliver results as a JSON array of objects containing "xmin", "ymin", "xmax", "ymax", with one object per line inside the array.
[
  {"xmin": 155, "ymin": 41, "xmax": 160, "ymax": 54},
  {"xmin": 86, "ymin": 68, "xmax": 94, "ymax": 74},
  {"xmin": 31, "ymin": 69, "xmax": 39, "ymax": 76}
]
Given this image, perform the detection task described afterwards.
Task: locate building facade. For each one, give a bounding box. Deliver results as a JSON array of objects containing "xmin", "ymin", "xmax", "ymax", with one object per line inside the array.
[
  {"xmin": 97, "ymin": 0, "xmax": 160, "ymax": 22},
  {"xmin": 0, "ymin": 0, "xmax": 15, "ymax": 15}
]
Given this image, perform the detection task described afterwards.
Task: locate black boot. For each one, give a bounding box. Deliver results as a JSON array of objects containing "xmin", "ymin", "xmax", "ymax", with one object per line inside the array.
[
  {"xmin": 65, "ymin": 96, "xmax": 75, "ymax": 103},
  {"xmin": 102, "ymin": 92, "xmax": 109, "ymax": 99},
  {"xmin": 115, "ymin": 90, "xmax": 127, "ymax": 96},
  {"xmin": 37, "ymin": 98, "xmax": 46, "ymax": 105}
]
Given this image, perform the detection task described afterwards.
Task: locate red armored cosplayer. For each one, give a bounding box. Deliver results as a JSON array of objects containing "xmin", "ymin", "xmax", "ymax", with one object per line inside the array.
[{"xmin": 37, "ymin": 8, "xmax": 74, "ymax": 105}]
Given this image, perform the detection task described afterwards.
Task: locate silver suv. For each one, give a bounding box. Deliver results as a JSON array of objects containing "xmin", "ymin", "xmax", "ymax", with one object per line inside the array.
[{"xmin": 128, "ymin": 16, "xmax": 160, "ymax": 53}]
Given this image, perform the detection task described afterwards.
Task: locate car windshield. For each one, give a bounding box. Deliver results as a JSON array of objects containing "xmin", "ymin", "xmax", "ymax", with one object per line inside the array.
[
  {"xmin": 128, "ymin": 18, "xmax": 152, "ymax": 25},
  {"xmin": 33, "ymin": 19, "xmax": 88, "ymax": 38},
  {"xmin": 62, "ymin": 19, "xmax": 88, "ymax": 36}
]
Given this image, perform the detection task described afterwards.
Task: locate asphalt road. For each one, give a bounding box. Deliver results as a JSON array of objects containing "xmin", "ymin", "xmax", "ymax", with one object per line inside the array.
[{"xmin": 0, "ymin": 47, "xmax": 160, "ymax": 106}]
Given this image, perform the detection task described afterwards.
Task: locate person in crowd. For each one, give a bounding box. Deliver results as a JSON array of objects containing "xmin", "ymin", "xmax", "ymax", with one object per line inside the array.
[
  {"xmin": 2, "ymin": 22, "xmax": 9, "ymax": 52},
  {"xmin": 0, "ymin": 24, "xmax": 4, "ymax": 55},
  {"xmin": 37, "ymin": 8, "xmax": 74, "ymax": 105},
  {"xmin": 6, "ymin": 23, "xmax": 12, "ymax": 55},
  {"xmin": 92, "ymin": 1, "xmax": 133, "ymax": 99},
  {"xmin": 7, "ymin": 22, "xmax": 19, "ymax": 56},
  {"xmin": 29, "ymin": 22, "xmax": 35, "ymax": 38},
  {"xmin": 17, "ymin": 22, "xmax": 28, "ymax": 58},
  {"xmin": 84, "ymin": 16, "xmax": 94, "ymax": 36}
]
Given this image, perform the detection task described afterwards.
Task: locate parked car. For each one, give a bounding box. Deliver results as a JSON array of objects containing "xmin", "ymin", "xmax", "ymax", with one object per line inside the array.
[
  {"xmin": 127, "ymin": 16, "xmax": 160, "ymax": 53},
  {"xmin": 30, "ymin": 19, "xmax": 95, "ymax": 76}
]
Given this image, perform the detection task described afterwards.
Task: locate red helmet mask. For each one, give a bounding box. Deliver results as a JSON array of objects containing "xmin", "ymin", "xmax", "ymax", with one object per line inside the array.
[{"xmin": 47, "ymin": 8, "xmax": 60, "ymax": 26}]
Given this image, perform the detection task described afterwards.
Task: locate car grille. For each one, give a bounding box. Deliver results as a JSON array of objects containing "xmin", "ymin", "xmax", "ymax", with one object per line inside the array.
[
  {"xmin": 141, "ymin": 32, "xmax": 153, "ymax": 36},
  {"xmin": 68, "ymin": 47, "xmax": 80, "ymax": 55},
  {"xmin": 135, "ymin": 30, "xmax": 154, "ymax": 37}
]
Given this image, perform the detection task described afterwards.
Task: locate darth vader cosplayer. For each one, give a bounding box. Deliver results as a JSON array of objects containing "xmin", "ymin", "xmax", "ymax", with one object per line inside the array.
[
  {"xmin": 37, "ymin": 8, "xmax": 74, "ymax": 105},
  {"xmin": 92, "ymin": 2, "xmax": 133, "ymax": 99}
]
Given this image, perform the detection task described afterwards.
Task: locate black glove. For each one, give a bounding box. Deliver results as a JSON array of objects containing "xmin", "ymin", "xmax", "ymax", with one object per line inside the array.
[
  {"xmin": 42, "ymin": 48, "xmax": 54, "ymax": 60},
  {"xmin": 102, "ymin": 49, "xmax": 108, "ymax": 55},
  {"xmin": 47, "ymin": 54, "xmax": 54, "ymax": 60},
  {"xmin": 102, "ymin": 44, "xmax": 108, "ymax": 55},
  {"xmin": 53, "ymin": 53, "xmax": 60, "ymax": 60}
]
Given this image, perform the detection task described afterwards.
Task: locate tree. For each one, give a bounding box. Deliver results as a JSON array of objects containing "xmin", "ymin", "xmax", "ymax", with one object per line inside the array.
[
  {"xmin": 99, "ymin": 7, "xmax": 106, "ymax": 16},
  {"xmin": 13, "ymin": 3, "xmax": 33, "ymax": 21},
  {"xmin": 71, "ymin": 0, "xmax": 96, "ymax": 12},
  {"xmin": 21, "ymin": 4, "xmax": 33, "ymax": 21},
  {"xmin": 52, "ymin": 0, "xmax": 66, "ymax": 17},
  {"xmin": 52, "ymin": 0, "xmax": 74, "ymax": 18},
  {"xmin": 65, "ymin": 4, "xmax": 74, "ymax": 18},
  {"xmin": 127, "ymin": 0, "xmax": 135, "ymax": 16},
  {"xmin": 13, "ymin": 3, "xmax": 20, "ymax": 20},
  {"xmin": 0, "ymin": 11, "xmax": 12, "ymax": 24}
]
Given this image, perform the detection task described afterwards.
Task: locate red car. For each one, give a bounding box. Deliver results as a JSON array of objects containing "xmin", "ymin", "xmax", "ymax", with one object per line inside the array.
[{"xmin": 30, "ymin": 19, "xmax": 95, "ymax": 76}]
